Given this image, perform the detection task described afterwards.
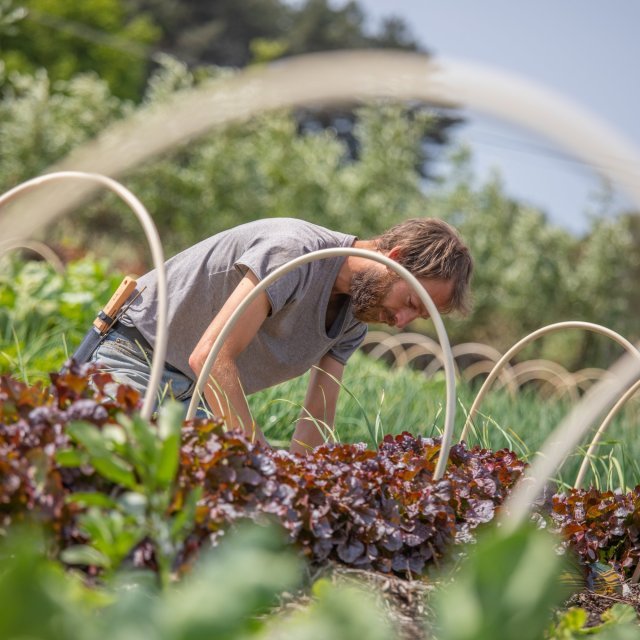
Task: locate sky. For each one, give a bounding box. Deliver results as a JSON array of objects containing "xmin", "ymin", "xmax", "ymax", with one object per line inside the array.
[{"xmin": 350, "ymin": 0, "xmax": 640, "ymax": 235}]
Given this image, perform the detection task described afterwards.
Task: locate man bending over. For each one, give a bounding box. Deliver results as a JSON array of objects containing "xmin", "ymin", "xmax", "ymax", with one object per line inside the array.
[{"xmin": 86, "ymin": 217, "xmax": 472, "ymax": 453}]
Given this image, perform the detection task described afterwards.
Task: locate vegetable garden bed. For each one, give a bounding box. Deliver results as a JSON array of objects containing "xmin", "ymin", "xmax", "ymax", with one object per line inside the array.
[{"xmin": 2, "ymin": 361, "xmax": 640, "ymax": 637}]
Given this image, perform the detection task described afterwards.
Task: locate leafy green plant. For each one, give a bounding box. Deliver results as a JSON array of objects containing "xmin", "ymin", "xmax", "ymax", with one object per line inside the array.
[
  {"xmin": 431, "ymin": 520, "xmax": 640, "ymax": 640},
  {"xmin": 2, "ymin": 365, "xmax": 640, "ymax": 638},
  {"xmin": 0, "ymin": 255, "xmax": 124, "ymax": 380},
  {"xmin": 0, "ymin": 364, "xmax": 525, "ymax": 578},
  {"xmin": 547, "ymin": 604, "xmax": 638, "ymax": 639},
  {"xmin": 0, "ymin": 526, "xmax": 95, "ymax": 640},
  {"xmin": 431, "ymin": 521, "xmax": 576, "ymax": 640},
  {"xmin": 3, "ymin": 364, "xmax": 640, "ymax": 585},
  {"xmin": 0, "ymin": 365, "xmax": 399, "ymax": 637},
  {"xmin": 0, "ymin": 522, "xmax": 306, "ymax": 640},
  {"xmin": 59, "ymin": 402, "xmax": 201, "ymax": 587},
  {"xmin": 549, "ymin": 487, "xmax": 640, "ymax": 577},
  {"xmin": 179, "ymin": 428, "xmax": 526, "ymax": 576}
]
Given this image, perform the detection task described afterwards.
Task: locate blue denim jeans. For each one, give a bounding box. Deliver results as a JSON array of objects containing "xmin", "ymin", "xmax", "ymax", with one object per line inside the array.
[{"xmin": 89, "ymin": 327, "xmax": 209, "ymax": 418}]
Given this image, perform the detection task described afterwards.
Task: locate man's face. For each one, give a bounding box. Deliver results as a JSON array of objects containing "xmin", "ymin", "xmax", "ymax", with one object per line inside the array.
[{"xmin": 350, "ymin": 267, "xmax": 454, "ymax": 329}]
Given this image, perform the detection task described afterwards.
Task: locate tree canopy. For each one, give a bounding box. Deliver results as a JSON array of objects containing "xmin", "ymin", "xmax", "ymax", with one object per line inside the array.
[
  {"xmin": 0, "ymin": 0, "xmax": 160, "ymax": 100},
  {"xmin": 1, "ymin": 0, "xmax": 422, "ymax": 99},
  {"xmin": 2, "ymin": 58, "xmax": 637, "ymax": 367},
  {"xmin": 0, "ymin": 0, "xmax": 637, "ymax": 369},
  {"xmin": 126, "ymin": 0, "xmax": 421, "ymax": 68}
]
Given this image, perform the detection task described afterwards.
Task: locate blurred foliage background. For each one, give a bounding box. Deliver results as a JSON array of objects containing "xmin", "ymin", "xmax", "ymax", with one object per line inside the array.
[{"xmin": 1, "ymin": 0, "xmax": 638, "ymax": 370}]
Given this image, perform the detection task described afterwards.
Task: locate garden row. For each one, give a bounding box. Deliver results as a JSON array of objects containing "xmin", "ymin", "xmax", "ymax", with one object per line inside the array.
[{"xmin": 2, "ymin": 362, "xmax": 639, "ymax": 585}]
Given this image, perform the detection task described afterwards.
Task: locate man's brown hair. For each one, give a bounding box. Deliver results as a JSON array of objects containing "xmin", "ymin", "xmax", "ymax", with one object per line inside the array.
[{"xmin": 375, "ymin": 218, "xmax": 473, "ymax": 314}]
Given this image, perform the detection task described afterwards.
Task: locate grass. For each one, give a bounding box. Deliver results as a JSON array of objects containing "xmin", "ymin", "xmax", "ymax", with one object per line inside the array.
[
  {"xmin": 250, "ymin": 350, "xmax": 454, "ymax": 448},
  {"xmin": 460, "ymin": 385, "xmax": 640, "ymax": 492}
]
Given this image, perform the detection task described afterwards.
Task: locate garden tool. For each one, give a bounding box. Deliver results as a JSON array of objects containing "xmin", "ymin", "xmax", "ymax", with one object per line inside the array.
[{"xmin": 70, "ymin": 276, "xmax": 138, "ymax": 364}]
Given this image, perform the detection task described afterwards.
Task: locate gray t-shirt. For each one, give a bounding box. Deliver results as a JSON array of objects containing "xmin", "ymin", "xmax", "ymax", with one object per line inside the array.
[{"xmin": 123, "ymin": 218, "xmax": 367, "ymax": 394}]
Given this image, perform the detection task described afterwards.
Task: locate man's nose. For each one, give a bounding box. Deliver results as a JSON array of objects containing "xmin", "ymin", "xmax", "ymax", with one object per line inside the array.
[{"xmin": 394, "ymin": 309, "xmax": 419, "ymax": 329}]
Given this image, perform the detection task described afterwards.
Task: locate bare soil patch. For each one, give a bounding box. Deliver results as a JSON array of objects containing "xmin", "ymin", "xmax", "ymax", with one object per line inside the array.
[{"xmin": 277, "ymin": 562, "xmax": 640, "ymax": 639}]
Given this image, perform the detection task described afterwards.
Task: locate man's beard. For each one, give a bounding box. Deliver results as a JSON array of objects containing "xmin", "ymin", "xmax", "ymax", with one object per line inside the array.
[{"xmin": 349, "ymin": 267, "xmax": 397, "ymax": 324}]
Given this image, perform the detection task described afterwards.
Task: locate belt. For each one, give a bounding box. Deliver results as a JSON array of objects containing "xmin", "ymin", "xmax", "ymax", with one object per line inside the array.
[{"xmin": 110, "ymin": 321, "xmax": 154, "ymax": 352}]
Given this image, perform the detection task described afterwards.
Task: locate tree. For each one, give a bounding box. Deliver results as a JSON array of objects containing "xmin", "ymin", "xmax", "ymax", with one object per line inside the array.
[
  {"xmin": 57, "ymin": 76, "xmax": 442, "ymax": 258},
  {"xmin": 426, "ymin": 149, "xmax": 578, "ymax": 354},
  {"xmin": 568, "ymin": 213, "xmax": 640, "ymax": 365},
  {"xmin": 1, "ymin": 0, "xmax": 160, "ymax": 100},
  {"xmin": 2, "ymin": 0, "xmax": 460, "ymax": 175},
  {"xmin": 123, "ymin": 0, "xmax": 460, "ymax": 176},
  {"xmin": 5, "ymin": 48, "xmax": 635, "ymax": 369},
  {"xmin": 0, "ymin": 67, "xmax": 126, "ymax": 189},
  {"xmin": 126, "ymin": 0, "xmax": 420, "ymax": 69}
]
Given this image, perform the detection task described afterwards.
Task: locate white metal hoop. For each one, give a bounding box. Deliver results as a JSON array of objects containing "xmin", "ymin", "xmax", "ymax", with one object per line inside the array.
[
  {"xmin": 186, "ymin": 247, "xmax": 457, "ymax": 480},
  {"xmin": 0, "ymin": 171, "xmax": 168, "ymax": 421},
  {"xmin": 460, "ymin": 321, "xmax": 640, "ymax": 441}
]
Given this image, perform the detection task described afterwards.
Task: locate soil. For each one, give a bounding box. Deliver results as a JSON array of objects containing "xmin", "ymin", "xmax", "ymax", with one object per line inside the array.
[
  {"xmin": 276, "ymin": 562, "xmax": 640, "ymax": 639},
  {"xmin": 276, "ymin": 561, "xmax": 435, "ymax": 639},
  {"xmin": 565, "ymin": 584, "xmax": 640, "ymax": 628}
]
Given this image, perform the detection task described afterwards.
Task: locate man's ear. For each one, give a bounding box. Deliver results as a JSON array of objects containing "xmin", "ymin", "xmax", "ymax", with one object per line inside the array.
[{"xmin": 387, "ymin": 246, "xmax": 403, "ymax": 261}]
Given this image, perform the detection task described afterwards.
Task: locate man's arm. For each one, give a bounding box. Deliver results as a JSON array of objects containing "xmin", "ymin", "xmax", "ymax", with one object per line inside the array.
[
  {"xmin": 290, "ymin": 354, "xmax": 344, "ymax": 455},
  {"xmin": 188, "ymin": 271, "xmax": 270, "ymax": 446}
]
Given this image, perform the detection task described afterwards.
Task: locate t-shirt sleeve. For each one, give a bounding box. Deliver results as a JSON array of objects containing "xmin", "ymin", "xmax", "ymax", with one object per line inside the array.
[
  {"xmin": 234, "ymin": 243, "xmax": 303, "ymax": 315},
  {"xmin": 328, "ymin": 321, "xmax": 368, "ymax": 365}
]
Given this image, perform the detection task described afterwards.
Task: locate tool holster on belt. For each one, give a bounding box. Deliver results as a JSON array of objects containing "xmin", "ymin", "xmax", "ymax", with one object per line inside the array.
[{"xmin": 70, "ymin": 276, "xmax": 138, "ymax": 365}]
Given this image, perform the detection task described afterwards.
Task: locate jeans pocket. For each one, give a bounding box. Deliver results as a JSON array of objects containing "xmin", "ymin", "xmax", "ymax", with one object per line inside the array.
[{"xmin": 108, "ymin": 335, "xmax": 153, "ymax": 364}]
